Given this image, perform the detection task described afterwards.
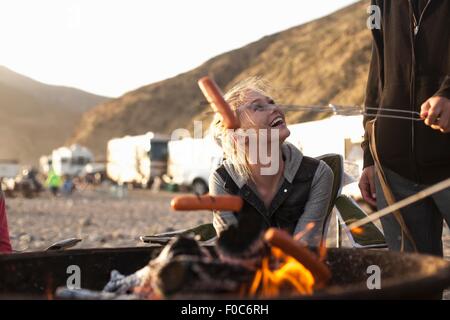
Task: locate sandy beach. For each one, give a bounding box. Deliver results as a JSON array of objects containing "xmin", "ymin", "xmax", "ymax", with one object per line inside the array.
[{"xmin": 4, "ymin": 186, "xmax": 450, "ymax": 298}]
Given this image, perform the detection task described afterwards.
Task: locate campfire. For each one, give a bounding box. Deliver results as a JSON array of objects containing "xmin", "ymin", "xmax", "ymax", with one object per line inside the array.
[
  {"xmin": 55, "ymin": 222, "xmax": 331, "ymax": 300},
  {"xmin": 52, "ymin": 193, "xmax": 332, "ymax": 299},
  {"xmin": 1, "ymin": 194, "xmax": 450, "ymax": 299}
]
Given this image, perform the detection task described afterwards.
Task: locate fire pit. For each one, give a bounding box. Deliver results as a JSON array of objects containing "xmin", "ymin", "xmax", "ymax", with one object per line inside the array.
[
  {"xmin": 2, "ymin": 194, "xmax": 449, "ymax": 300},
  {"xmin": 0, "ymin": 244, "xmax": 449, "ymax": 299}
]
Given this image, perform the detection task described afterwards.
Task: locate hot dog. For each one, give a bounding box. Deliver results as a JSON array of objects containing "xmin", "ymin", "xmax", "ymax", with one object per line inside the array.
[
  {"xmin": 198, "ymin": 76, "xmax": 240, "ymax": 129},
  {"xmin": 171, "ymin": 194, "xmax": 244, "ymax": 212},
  {"xmin": 264, "ymin": 228, "xmax": 331, "ymax": 288}
]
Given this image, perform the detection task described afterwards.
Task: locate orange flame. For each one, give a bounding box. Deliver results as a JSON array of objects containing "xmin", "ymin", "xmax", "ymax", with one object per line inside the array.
[
  {"xmin": 248, "ymin": 247, "xmax": 315, "ymax": 298},
  {"xmin": 351, "ymin": 226, "xmax": 364, "ymax": 235}
]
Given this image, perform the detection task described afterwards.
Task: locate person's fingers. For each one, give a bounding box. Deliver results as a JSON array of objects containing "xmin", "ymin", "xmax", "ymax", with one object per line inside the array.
[
  {"xmin": 425, "ymin": 102, "xmax": 443, "ymax": 126},
  {"xmin": 437, "ymin": 107, "xmax": 450, "ymax": 133},
  {"xmin": 359, "ymin": 173, "xmax": 376, "ymax": 207},
  {"xmin": 420, "ymin": 100, "xmax": 431, "ymax": 119},
  {"xmin": 368, "ymin": 170, "xmax": 376, "ymax": 200}
]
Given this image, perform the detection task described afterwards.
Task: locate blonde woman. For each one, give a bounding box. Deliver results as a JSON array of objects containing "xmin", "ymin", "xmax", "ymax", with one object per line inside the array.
[{"xmin": 209, "ymin": 78, "xmax": 334, "ymax": 246}]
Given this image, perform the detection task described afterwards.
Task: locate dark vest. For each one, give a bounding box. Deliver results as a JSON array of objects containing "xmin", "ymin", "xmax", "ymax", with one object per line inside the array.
[{"xmin": 216, "ymin": 156, "xmax": 320, "ymax": 235}]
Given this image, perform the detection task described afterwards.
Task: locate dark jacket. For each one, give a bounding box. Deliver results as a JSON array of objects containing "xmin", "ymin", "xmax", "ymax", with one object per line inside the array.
[
  {"xmin": 215, "ymin": 156, "xmax": 319, "ymax": 235},
  {"xmin": 209, "ymin": 143, "xmax": 334, "ymax": 245},
  {"xmin": 363, "ymin": 0, "xmax": 450, "ymax": 184}
]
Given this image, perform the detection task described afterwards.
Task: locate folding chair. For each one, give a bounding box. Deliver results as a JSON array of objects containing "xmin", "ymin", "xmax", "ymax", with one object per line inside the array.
[
  {"xmin": 140, "ymin": 223, "xmax": 217, "ymax": 245},
  {"xmin": 319, "ymin": 153, "xmax": 387, "ymax": 249}
]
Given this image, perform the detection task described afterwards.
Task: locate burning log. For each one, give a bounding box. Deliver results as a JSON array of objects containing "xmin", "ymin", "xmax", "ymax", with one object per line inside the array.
[
  {"xmin": 264, "ymin": 228, "xmax": 331, "ymax": 289},
  {"xmin": 146, "ymin": 236, "xmax": 256, "ymax": 297}
]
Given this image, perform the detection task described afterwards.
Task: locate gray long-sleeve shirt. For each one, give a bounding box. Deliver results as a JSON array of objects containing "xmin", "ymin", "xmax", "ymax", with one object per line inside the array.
[{"xmin": 209, "ymin": 142, "xmax": 334, "ymax": 246}]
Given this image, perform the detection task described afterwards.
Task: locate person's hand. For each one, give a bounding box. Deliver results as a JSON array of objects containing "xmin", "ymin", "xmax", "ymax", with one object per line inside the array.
[
  {"xmin": 359, "ymin": 165, "xmax": 376, "ymax": 207},
  {"xmin": 420, "ymin": 96, "xmax": 450, "ymax": 133}
]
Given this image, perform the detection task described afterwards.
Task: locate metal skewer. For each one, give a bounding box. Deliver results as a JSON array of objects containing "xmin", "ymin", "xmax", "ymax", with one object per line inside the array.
[{"xmin": 200, "ymin": 103, "xmax": 425, "ymax": 122}]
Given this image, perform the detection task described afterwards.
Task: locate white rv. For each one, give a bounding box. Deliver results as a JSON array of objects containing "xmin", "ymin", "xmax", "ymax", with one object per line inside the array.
[
  {"xmin": 106, "ymin": 132, "xmax": 169, "ymax": 187},
  {"xmin": 0, "ymin": 160, "xmax": 20, "ymax": 179},
  {"xmin": 167, "ymin": 136, "xmax": 223, "ymax": 194},
  {"xmin": 48, "ymin": 145, "xmax": 94, "ymax": 177}
]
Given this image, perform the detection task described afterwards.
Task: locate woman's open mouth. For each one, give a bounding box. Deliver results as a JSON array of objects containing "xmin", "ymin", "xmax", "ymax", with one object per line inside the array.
[{"xmin": 269, "ymin": 116, "xmax": 285, "ymax": 128}]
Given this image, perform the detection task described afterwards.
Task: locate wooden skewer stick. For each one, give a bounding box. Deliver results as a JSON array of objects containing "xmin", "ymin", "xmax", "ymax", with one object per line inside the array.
[
  {"xmin": 198, "ymin": 76, "xmax": 240, "ymax": 129},
  {"xmin": 264, "ymin": 228, "xmax": 331, "ymax": 288},
  {"xmin": 348, "ymin": 177, "xmax": 450, "ymax": 231}
]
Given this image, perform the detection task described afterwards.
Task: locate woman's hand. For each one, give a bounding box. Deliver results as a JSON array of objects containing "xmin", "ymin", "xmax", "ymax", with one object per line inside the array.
[{"xmin": 420, "ymin": 96, "xmax": 450, "ymax": 133}]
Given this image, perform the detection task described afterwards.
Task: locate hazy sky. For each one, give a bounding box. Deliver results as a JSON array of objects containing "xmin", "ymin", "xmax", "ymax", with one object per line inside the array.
[{"xmin": 0, "ymin": 0, "xmax": 358, "ymax": 97}]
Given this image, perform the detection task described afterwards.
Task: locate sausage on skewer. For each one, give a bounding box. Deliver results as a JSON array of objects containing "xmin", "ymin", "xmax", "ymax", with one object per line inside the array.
[{"xmin": 198, "ymin": 77, "xmax": 240, "ymax": 129}]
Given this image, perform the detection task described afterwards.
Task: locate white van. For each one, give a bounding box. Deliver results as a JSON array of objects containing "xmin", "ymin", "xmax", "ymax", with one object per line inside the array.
[{"xmin": 167, "ymin": 136, "xmax": 223, "ymax": 194}]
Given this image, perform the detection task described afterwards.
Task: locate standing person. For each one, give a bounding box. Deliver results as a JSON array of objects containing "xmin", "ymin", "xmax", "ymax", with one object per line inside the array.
[
  {"xmin": 46, "ymin": 167, "xmax": 61, "ymax": 196},
  {"xmin": 0, "ymin": 190, "xmax": 12, "ymax": 253},
  {"xmin": 359, "ymin": 0, "xmax": 450, "ymax": 255}
]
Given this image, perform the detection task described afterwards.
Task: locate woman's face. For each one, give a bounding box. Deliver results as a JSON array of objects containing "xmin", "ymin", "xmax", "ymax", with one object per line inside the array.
[{"xmin": 237, "ymin": 90, "xmax": 290, "ymax": 143}]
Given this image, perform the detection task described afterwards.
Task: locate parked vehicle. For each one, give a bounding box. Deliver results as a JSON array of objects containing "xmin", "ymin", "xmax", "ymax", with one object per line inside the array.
[
  {"xmin": 40, "ymin": 145, "xmax": 94, "ymax": 177},
  {"xmin": 0, "ymin": 160, "xmax": 20, "ymax": 195},
  {"xmin": 106, "ymin": 132, "xmax": 169, "ymax": 188},
  {"xmin": 166, "ymin": 136, "xmax": 223, "ymax": 195}
]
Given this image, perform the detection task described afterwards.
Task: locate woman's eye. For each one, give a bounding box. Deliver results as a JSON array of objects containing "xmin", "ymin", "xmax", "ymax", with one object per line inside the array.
[{"xmin": 253, "ymin": 104, "xmax": 265, "ymax": 111}]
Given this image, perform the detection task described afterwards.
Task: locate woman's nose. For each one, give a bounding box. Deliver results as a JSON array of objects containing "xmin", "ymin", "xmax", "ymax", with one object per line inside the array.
[{"xmin": 269, "ymin": 104, "xmax": 282, "ymax": 114}]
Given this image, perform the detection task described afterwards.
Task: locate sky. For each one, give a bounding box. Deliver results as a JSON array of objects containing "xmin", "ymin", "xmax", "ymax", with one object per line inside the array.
[{"xmin": 0, "ymin": 0, "xmax": 358, "ymax": 97}]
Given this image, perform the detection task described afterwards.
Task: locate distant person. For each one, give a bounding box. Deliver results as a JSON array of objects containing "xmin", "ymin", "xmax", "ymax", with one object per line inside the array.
[
  {"xmin": 359, "ymin": 1, "xmax": 450, "ymax": 255},
  {"xmin": 209, "ymin": 78, "xmax": 334, "ymax": 246},
  {"xmin": 0, "ymin": 190, "xmax": 12, "ymax": 253},
  {"xmin": 62, "ymin": 175, "xmax": 75, "ymax": 196},
  {"xmin": 46, "ymin": 168, "xmax": 61, "ymax": 196},
  {"xmin": 27, "ymin": 167, "xmax": 43, "ymax": 192}
]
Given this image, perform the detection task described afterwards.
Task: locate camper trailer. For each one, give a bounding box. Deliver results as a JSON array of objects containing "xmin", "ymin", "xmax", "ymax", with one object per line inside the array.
[
  {"xmin": 0, "ymin": 160, "xmax": 20, "ymax": 180},
  {"xmin": 106, "ymin": 132, "xmax": 169, "ymax": 187},
  {"xmin": 167, "ymin": 136, "xmax": 223, "ymax": 194},
  {"xmin": 0, "ymin": 160, "xmax": 20, "ymax": 192},
  {"xmin": 41, "ymin": 145, "xmax": 94, "ymax": 177}
]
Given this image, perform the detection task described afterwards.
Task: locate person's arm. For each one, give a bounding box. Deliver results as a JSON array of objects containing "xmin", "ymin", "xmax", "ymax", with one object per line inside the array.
[
  {"xmin": 208, "ymin": 171, "xmax": 238, "ymax": 235},
  {"xmin": 0, "ymin": 191, "xmax": 12, "ymax": 253},
  {"xmin": 362, "ymin": 32, "xmax": 384, "ymax": 168},
  {"xmin": 294, "ymin": 161, "xmax": 334, "ymax": 247},
  {"xmin": 360, "ymin": 1, "xmax": 384, "ymax": 207}
]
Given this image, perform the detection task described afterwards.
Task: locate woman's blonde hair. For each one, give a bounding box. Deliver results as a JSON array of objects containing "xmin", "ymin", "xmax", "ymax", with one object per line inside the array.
[{"xmin": 211, "ymin": 76, "xmax": 276, "ymax": 181}]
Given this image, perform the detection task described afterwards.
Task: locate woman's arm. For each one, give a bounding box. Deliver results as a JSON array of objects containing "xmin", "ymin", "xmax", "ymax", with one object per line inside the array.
[
  {"xmin": 0, "ymin": 191, "xmax": 12, "ymax": 253},
  {"xmin": 208, "ymin": 171, "xmax": 239, "ymax": 235},
  {"xmin": 294, "ymin": 161, "xmax": 334, "ymax": 246}
]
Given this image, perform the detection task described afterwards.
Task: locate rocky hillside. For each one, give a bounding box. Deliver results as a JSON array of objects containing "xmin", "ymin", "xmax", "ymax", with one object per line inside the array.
[
  {"xmin": 0, "ymin": 66, "xmax": 108, "ymax": 163},
  {"xmin": 69, "ymin": 0, "xmax": 372, "ymax": 156}
]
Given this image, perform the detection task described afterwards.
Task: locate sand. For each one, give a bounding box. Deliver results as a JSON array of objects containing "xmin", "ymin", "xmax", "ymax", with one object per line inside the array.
[{"xmin": 3, "ymin": 185, "xmax": 450, "ymax": 298}]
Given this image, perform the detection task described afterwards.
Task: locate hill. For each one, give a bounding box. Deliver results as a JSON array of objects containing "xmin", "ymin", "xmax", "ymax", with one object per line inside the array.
[
  {"xmin": 69, "ymin": 0, "xmax": 371, "ymax": 157},
  {"xmin": 0, "ymin": 66, "xmax": 109, "ymax": 163}
]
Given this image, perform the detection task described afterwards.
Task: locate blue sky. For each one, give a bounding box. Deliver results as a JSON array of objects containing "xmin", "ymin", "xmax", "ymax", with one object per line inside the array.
[{"xmin": 0, "ymin": 0, "xmax": 358, "ymax": 97}]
